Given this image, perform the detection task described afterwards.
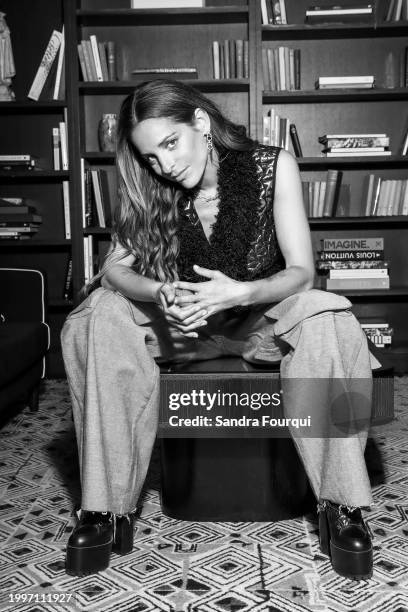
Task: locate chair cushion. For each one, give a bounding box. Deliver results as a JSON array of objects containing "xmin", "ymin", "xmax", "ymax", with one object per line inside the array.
[{"xmin": 0, "ymin": 322, "xmax": 48, "ymax": 386}]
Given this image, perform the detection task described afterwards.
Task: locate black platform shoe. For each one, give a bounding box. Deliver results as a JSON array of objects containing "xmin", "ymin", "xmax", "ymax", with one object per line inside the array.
[
  {"xmin": 318, "ymin": 500, "xmax": 373, "ymax": 580},
  {"xmin": 66, "ymin": 510, "xmax": 135, "ymax": 576}
]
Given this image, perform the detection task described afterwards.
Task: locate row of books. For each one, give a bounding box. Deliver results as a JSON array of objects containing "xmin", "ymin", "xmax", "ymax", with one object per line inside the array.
[
  {"xmin": 260, "ymin": 0, "xmax": 288, "ymax": 25},
  {"xmin": 385, "ymin": 0, "xmax": 408, "ymax": 21},
  {"xmin": 302, "ymin": 170, "xmax": 342, "ymax": 218},
  {"xmin": 261, "ymin": 46, "xmax": 301, "ymax": 91},
  {"xmin": 82, "ymin": 167, "xmax": 112, "ymax": 229},
  {"xmin": 78, "ymin": 37, "xmax": 117, "ymax": 82},
  {"xmin": 364, "ymin": 176, "xmax": 408, "ymax": 216},
  {"xmin": 262, "ymin": 111, "xmax": 297, "ymax": 152},
  {"xmin": 212, "ymin": 40, "xmax": 249, "ymax": 80},
  {"xmin": 319, "ymin": 133, "xmax": 392, "ymax": 157},
  {"xmin": 0, "ymin": 197, "xmax": 42, "ymax": 240},
  {"xmin": 28, "ymin": 28, "xmax": 65, "ymax": 101},
  {"xmin": 318, "ymin": 237, "xmax": 389, "ymax": 290},
  {"xmin": 52, "ymin": 123, "xmax": 69, "ymax": 171}
]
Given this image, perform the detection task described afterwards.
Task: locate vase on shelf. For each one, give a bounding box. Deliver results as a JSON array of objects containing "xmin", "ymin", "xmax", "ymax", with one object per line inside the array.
[{"xmin": 98, "ymin": 114, "xmax": 117, "ymax": 152}]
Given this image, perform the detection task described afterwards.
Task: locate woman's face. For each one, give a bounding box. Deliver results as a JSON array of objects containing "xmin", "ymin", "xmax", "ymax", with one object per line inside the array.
[{"xmin": 130, "ymin": 114, "xmax": 209, "ymax": 189}]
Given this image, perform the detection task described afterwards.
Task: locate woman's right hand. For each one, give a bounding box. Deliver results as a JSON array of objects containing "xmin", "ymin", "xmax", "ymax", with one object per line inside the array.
[{"xmin": 156, "ymin": 283, "xmax": 208, "ymax": 338}]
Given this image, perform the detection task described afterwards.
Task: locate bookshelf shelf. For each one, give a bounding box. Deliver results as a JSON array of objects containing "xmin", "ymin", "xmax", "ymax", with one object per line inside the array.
[
  {"xmin": 309, "ymin": 216, "xmax": 408, "ymax": 227},
  {"xmin": 0, "ymin": 101, "xmax": 66, "ymax": 112},
  {"xmin": 263, "ymin": 88, "xmax": 408, "ymax": 103},
  {"xmin": 298, "ymin": 157, "xmax": 408, "ymax": 169},
  {"xmin": 0, "ymin": 170, "xmax": 70, "ymax": 181},
  {"xmin": 262, "ymin": 22, "xmax": 408, "ymax": 40},
  {"xmin": 0, "ymin": 240, "xmax": 71, "ymax": 248},
  {"xmin": 79, "ymin": 80, "xmax": 250, "ymax": 95},
  {"xmin": 77, "ymin": 6, "xmax": 249, "ymax": 26}
]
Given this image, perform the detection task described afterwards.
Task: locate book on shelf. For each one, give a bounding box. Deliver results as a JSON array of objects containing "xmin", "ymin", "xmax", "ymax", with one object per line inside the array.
[
  {"xmin": 62, "ymin": 181, "xmax": 71, "ymax": 240},
  {"xmin": 261, "ymin": 0, "xmax": 288, "ymax": 25},
  {"xmin": 305, "ymin": 3, "xmax": 374, "ymax": 23},
  {"xmin": 318, "ymin": 249, "xmax": 385, "ymax": 261},
  {"xmin": 28, "ymin": 29, "xmax": 63, "ymax": 101},
  {"xmin": 328, "ymin": 267, "xmax": 389, "ymax": 278},
  {"xmin": 324, "ymin": 277, "xmax": 390, "ymax": 289},
  {"xmin": 0, "ymin": 202, "xmax": 37, "ymax": 215},
  {"xmin": 90, "ymin": 169, "xmax": 112, "ymax": 228},
  {"xmin": 262, "ymin": 109, "xmax": 292, "ymax": 150},
  {"xmin": 52, "ymin": 26, "xmax": 65, "ymax": 100},
  {"xmin": 131, "ymin": 0, "xmax": 204, "ymax": 7},
  {"xmin": 63, "ymin": 258, "xmax": 73, "ymax": 301},
  {"xmin": 0, "ymin": 156, "xmax": 36, "ymax": 171},
  {"xmin": 360, "ymin": 319, "xmax": 393, "ymax": 347},
  {"xmin": 321, "ymin": 237, "xmax": 384, "ymax": 251},
  {"xmin": 59, "ymin": 121, "xmax": 68, "ymax": 170},
  {"xmin": 289, "ymin": 124, "xmax": 303, "ymax": 157},
  {"xmin": 319, "ymin": 134, "xmax": 389, "ymax": 147},
  {"xmin": 301, "ymin": 171, "xmax": 342, "ymax": 218},
  {"xmin": 0, "ymin": 212, "xmax": 42, "ymax": 224},
  {"xmin": 316, "ymin": 259, "xmax": 389, "ymax": 270},
  {"xmin": 52, "ymin": 127, "xmax": 60, "ymax": 171},
  {"xmin": 324, "ymin": 150, "xmax": 391, "ymax": 157},
  {"xmin": 212, "ymin": 41, "xmax": 248, "ymax": 80},
  {"xmin": 131, "ymin": 67, "xmax": 198, "ymax": 80},
  {"xmin": 90, "ymin": 35, "xmax": 104, "ymax": 82},
  {"xmin": 316, "ymin": 75, "xmax": 374, "ymax": 89}
]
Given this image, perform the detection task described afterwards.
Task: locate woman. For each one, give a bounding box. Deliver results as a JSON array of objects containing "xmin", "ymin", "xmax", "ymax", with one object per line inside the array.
[{"xmin": 61, "ymin": 79, "xmax": 379, "ymax": 580}]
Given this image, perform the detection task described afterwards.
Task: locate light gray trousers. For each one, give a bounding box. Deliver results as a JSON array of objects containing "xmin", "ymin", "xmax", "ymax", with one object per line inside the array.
[{"xmin": 61, "ymin": 287, "xmax": 380, "ymax": 515}]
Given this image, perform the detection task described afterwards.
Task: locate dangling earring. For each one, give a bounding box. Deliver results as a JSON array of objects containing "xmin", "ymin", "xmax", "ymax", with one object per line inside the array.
[{"xmin": 205, "ymin": 132, "xmax": 213, "ymax": 152}]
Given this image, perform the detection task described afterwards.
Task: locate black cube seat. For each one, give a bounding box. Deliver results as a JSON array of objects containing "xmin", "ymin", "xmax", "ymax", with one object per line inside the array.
[{"xmin": 159, "ymin": 354, "xmax": 394, "ymax": 522}]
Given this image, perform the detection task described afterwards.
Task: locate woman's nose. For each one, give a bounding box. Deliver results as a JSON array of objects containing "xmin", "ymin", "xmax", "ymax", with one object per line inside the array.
[{"xmin": 159, "ymin": 155, "xmax": 175, "ymax": 176}]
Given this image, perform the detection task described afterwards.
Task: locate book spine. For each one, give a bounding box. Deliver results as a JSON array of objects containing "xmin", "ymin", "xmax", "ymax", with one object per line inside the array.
[
  {"xmin": 59, "ymin": 121, "xmax": 68, "ymax": 170},
  {"xmin": 235, "ymin": 40, "xmax": 243, "ymax": 79},
  {"xmin": 80, "ymin": 41, "xmax": 92, "ymax": 81},
  {"xmin": 289, "ymin": 123, "xmax": 302, "ymax": 157},
  {"xmin": 262, "ymin": 48, "xmax": 269, "ymax": 90},
  {"xmin": 90, "ymin": 35, "xmax": 104, "ymax": 82},
  {"xmin": 224, "ymin": 40, "xmax": 230, "ymax": 79},
  {"xmin": 28, "ymin": 30, "xmax": 62, "ymax": 100},
  {"xmin": 329, "ymin": 268, "xmax": 389, "ymax": 278},
  {"xmin": 261, "ymin": 0, "xmax": 268, "ymax": 25},
  {"xmin": 85, "ymin": 169, "xmax": 94, "ymax": 227},
  {"xmin": 63, "ymin": 258, "xmax": 73, "ymax": 301},
  {"xmin": 107, "ymin": 41, "xmax": 117, "ymax": 81},
  {"xmin": 98, "ymin": 42, "xmax": 110, "ymax": 81},
  {"xmin": 62, "ymin": 180, "xmax": 71, "ymax": 239},
  {"xmin": 279, "ymin": 0, "xmax": 288, "ymax": 24},
  {"xmin": 273, "ymin": 48, "xmax": 280, "ymax": 90},
  {"xmin": 266, "ymin": 48, "xmax": 275, "ymax": 90},
  {"xmin": 83, "ymin": 236, "xmax": 90, "ymax": 284},
  {"xmin": 52, "ymin": 127, "xmax": 60, "ymax": 171},
  {"xmin": 230, "ymin": 38, "xmax": 236, "ymax": 79},
  {"xmin": 52, "ymin": 26, "xmax": 65, "ymax": 100},
  {"xmin": 321, "ymin": 237, "xmax": 384, "ymax": 250},
  {"xmin": 289, "ymin": 48, "xmax": 295, "ymax": 90},
  {"xmin": 243, "ymin": 40, "xmax": 249, "ymax": 79},
  {"xmin": 325, "ymin": 277, "xmax": 390, "ymax": 290},
  {"xmin": 284, "ymin": 46, "xmax": 290, "ymax": 91},
  {"xmin": 84, "ymin": 40, "xmax": 97, "ymax": 81},
  {"xmin": 322, "ymin": 169, "xmax": 339, "ymax": 216},
  {"xmin": 91, "ymin": 169, "xmax": 106, "ymax": 227},
  {"xmin": 219, "ymin": 43, "xmax": 225, "ymax": 79},
  {"xmin": 212, "ymin": 41, "xmax": 220, "ymax": 79},
  {"xmin": 278, "ymin": 46, "xmax": 286, "ymax": 90}
]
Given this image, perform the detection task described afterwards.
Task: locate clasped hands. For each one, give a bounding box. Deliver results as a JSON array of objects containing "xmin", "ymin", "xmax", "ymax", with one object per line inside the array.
[{"xmin": 156, "ymin": 265, "xmax": 246, "ymax": 338}]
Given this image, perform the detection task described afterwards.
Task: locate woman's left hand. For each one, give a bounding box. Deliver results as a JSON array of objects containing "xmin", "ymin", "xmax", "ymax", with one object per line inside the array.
[{"xmin": 174, "ymin": 265, "xmax": 248, "ymax": 316}]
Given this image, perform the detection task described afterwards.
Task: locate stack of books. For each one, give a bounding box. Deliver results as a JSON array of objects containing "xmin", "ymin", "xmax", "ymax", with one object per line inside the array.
[
  {"xmin": 131, "ymin": 1, "xmax": 204, "ymax": 7},
  {"xmin": 0, "ymin": 155, "xmax": 37, "ymax": 171},
  {"xmin": 363, "ymin": 174, "xmax": 408, "ymax": 215},
  {"xmin": 318, "ymin": 236, "xmax": 390, "ymax": 290},
  {"xmin": 77, "ymin": 37, "xmax": 117, "ymax": 82},
  {"xmin": 384, "ymin": 0, "xmax": 408, "ymax": 21},
  {"xmin": 316, "ymin": 75, "xmax": 374, "ymax": 89},
  {"xmin": 262, "ymin": 46, "xmax": 301, "ymax": 91},
  {"xmin": 0, "ymin": 198, "xmax": 42, "ymax": 240},
  {"xmin": 260, "ymin": 0, "xmax": 288, "ymax": 25},
  {"xmin": 212, "ymin": 40, "xmax": 248, "ymax": 80},
  {"xmin": 360, "ymin": 319, "xmax": 393, "ymax": 347},
  {"xmin": 305, "ymin": 3, "xmax": 374, "ymax": 23},
  {"xmin": 302, "ymin": 169, "xmax": 342, "ymax": 217},
  {"xmin": 318, "ymin": 134, "xmax": 391, "ymax": 157}
]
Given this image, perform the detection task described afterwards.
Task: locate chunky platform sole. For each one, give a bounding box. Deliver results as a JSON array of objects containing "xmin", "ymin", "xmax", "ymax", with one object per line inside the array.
[
  {"xmin": 319, "ymin": 508, "xmax": 373, "ymax": 580},
  {"xmin": 65, "ymin": 538, "xmax": 113, "ymax": 577}
]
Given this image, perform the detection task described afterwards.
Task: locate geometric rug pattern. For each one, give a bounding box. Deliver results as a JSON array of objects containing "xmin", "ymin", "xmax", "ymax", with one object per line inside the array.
[{"xmin": 0, "ymin": 378, "xmax": 407, "ymax": 611}]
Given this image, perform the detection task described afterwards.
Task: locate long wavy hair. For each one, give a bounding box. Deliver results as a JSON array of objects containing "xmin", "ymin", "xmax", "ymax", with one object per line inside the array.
[{"xmin": 84, "ymin": 79, "xmax": 254, "ymax": 295}]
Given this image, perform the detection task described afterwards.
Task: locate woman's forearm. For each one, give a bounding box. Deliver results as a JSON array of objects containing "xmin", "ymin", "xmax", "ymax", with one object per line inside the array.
[
  {"xmin": 102, "ymin": 264, "xmax": 162, "ymax": 302},
  {"xmin": 240, "ymin": 265, "xmax": 314, "ymax": 307}
]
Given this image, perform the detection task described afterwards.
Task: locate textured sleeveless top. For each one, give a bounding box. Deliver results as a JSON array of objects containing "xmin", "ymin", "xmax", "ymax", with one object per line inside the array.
[{"xmin": 176, "ymin": 144, "xmax": 285, "ymax": 283}]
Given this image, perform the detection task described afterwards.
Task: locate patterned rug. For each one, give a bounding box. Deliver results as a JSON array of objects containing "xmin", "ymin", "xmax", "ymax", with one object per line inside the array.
[{"xmin": 0, "ymin": 378, "xmax": 407, "ymax": 612}]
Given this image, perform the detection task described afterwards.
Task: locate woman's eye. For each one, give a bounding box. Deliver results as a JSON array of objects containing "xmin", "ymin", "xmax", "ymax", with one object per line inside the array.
[{"xmin": 167, "ymin": 139, "xmax": 177, "ymax": 150}]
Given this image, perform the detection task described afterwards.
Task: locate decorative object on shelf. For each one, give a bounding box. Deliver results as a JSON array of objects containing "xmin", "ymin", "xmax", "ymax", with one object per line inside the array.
[
  {"xmin": 98, "ymin": 114, "xmax": 117, "ymax": 152},
  {"xmin": 0, "ymin": 12, "xmax": 15, "ymax": 101}
]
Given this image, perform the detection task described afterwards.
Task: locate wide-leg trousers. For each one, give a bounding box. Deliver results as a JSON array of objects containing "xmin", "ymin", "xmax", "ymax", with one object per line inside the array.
[{"xmin": 61, "ymin": 287, "xmax": 381, "ymax": 515}]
